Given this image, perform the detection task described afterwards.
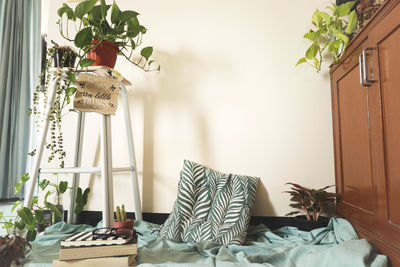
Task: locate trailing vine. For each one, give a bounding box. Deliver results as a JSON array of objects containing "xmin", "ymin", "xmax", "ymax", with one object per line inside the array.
[{"xmin": 28, "ymin": 41, "xmax": 77, "ymax": 168}]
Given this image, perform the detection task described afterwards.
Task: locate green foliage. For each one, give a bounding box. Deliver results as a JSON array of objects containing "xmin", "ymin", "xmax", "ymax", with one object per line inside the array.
[
  {"xmin": 284, "ymin": 182, "xmax": 337, "ymax": 222},
  {"xmin": 74, "ymin": 187, "xmax": 91, "ymax": 215},
  {"xmin": 14, "ymin": 173, "xmax": 29, "ymax": 195},
  {"xmin": 57, "ymin": 0, "xmax": 159, "ymax": 71},
  {"xmin": 297, "ymin": 1, "xmax": 358, "ymax": 72}
]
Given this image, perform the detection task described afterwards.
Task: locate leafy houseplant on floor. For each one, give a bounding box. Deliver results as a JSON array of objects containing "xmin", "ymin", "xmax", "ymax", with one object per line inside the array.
[
  {"xmin": 285, "ymin": 182, "xmax": 337, "ymax": 231},
  {"xmin": 39, "ymin": 176, "xmax": 90, "ymax": 225},
  {"xmin": 296, "ymin": 1, "xmax": 358, "ymax": 72},
  {"xmin": 114, "ymin": 204, "xmax": 134, "ymax": 236},
  {"xmin": 0, "ymin": 235, "xmax": 31, "ymax": 267}
]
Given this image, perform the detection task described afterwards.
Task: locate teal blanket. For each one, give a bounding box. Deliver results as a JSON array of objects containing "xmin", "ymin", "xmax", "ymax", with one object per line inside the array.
[{"xmin": 23, "ymin": 218, "xmax": 387, "ymax": 267}]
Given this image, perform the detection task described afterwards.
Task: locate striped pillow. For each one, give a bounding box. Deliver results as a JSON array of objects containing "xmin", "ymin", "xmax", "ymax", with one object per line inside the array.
[{"xmin": 159, "ymin": 160, "xmax": 259, "ymax": 245}]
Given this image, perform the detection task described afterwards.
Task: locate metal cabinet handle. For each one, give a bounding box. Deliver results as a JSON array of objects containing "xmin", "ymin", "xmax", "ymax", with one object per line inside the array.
[
  {"xmin": 360, "ymin": 47, "xmax": 377, "ymax": 87},
  {"xmin": 359, "ymin": 54, "xmax": 369, "ymax": 87}
]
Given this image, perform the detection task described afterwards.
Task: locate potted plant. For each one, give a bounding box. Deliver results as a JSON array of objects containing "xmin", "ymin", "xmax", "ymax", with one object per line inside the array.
[
  {"xmin": 39, "ymin": 176, "xmax": 90, "ymax": 224},
  {"xmin": 114, "ymin": 204, "xmax": 134, "ymax": 236},
  {"xmin": 0, "ymin": 235, "xmax": 31, "ymax": 267},
  {"xmin": 57, "ymin": 0, "xmax": 160, "ymax": 71},
  {"xmin": 296, "ymin": 1, "xmax": 358, "ymax": 72},
  {"xmin": 284, "ymin": 182, "xmax": 337, "ymax": 231},
  {"xmin": 53, "ymin": 46, "xmax": 77, "ymax": 68}
]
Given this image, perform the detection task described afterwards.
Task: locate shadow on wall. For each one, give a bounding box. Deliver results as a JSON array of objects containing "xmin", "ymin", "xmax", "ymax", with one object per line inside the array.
[
  {"xmin": 128, "ymin": 49, "xmax": 213, "ymax": 211},
  {"xmin": 252, "ymin": 182, "xmax": 276, "ymax": 216}
]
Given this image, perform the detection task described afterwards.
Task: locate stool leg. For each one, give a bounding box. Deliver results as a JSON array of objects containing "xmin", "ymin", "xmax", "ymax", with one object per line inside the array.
[
  {"xmin": 120, "ymin": 84, "xmax": 142, "ymax": 220},
  {"xmin": 68, "ymin": 111, "xmax": 85, "ymax": 224},
  {"xmin": 24, "ymin": 77, "xmax": 60, "ymax": 208},
  {"xmin": 100, "ymin": 115, "xmax": 114, "ymax": 227}
]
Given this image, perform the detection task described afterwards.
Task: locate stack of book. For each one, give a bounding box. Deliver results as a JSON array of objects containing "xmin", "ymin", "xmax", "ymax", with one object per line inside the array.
[{"xmin": 53, "ymin": 231, "xmax": 137, "ymax": 267}]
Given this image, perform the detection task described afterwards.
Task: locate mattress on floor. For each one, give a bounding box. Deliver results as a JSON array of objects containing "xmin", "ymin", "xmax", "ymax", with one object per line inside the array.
[{"xmin": 22, "ymin": 218, "xmax": 388, "ymax": 267}]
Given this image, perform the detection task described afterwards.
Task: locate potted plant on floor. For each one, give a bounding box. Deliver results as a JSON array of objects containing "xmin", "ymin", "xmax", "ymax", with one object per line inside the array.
[
  {"xmin": 39, "ymin": 176, "xmax": 90, "ymax": 225},
  {"xmin": 114, "ymin": 204, "xmax": 134, "ymax": 236},
  {"xmin": 296, "ymin": 1, "xmax": 358, "ymax": 72},
  {"xmin": 0, "ymin": 235, "xmax": 31, "ymax": 267},
  {"xmin": 57, "ymin": 0, "xmax": 160, "ymax": 71},
  {"xmin": 284, "ymin": 182, "xmax": 337, "ymax": 231}
]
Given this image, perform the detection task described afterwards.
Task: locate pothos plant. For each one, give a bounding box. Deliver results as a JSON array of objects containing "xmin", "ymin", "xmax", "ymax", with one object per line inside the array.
[
  {"xmin": 28, "ymin": 0, "xmax": 159, "ymax": 169},
  {"xmin": 296, "ymin": 1, "xmax": 358, "ymax": 72},
  {"xmin": 57, "ymin": 0, "xmax": 160, "ymax": 72}
]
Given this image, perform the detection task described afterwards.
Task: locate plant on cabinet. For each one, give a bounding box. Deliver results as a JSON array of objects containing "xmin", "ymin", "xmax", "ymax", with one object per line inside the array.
[{"xmin": 296, "ymin": 1, "xmax": 358, "ymax": 72}]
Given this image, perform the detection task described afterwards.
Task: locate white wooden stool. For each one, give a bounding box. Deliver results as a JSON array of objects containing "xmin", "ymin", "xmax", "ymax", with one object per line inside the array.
[{"xmin": 23, "ymin": 66, "xmax": 142, "ymax": 227}]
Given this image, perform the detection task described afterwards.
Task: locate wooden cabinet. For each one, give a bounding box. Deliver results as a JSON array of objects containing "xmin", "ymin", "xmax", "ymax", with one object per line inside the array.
[{"xmin": 330, "ymin": 0, "xmax": 400, "ymax": 265}]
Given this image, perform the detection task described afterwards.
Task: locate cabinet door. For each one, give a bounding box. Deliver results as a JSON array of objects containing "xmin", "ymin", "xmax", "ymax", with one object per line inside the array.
[
  {"xmin": 369, "ymin": 1, "xmax": 400, "ymax": 248},
  {"xmin": 330, "ymin": 39, "xmax": 380, "ymax": 233}
]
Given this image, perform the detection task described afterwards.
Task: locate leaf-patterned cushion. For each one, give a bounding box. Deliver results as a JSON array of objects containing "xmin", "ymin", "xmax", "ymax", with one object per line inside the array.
[{"xmin": 158, "ymin": 160, "xmax": 260, "ymax": 245}]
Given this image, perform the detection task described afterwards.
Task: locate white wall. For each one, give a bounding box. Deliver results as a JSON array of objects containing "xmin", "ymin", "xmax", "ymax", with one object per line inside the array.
[{"xmin": 43, "ymin": 0, "xmax": 334, "ymax": 216}]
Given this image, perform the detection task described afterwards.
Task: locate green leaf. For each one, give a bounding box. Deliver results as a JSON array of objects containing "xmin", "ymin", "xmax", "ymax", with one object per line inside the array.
[
  {"xmin": 79, "ymin": 58, "xmax": 96, "ymax": 67},
  {"xmin": 17, "ymin": 207, "xmax": 34, "ymax": 226},
  {"xmin": 14, "ymin": 173, "xmax": 29, "ymax": 195},
  {"xmin": 74, "ymin": 188, "xmax": 83, "ymax": 214},
  {"xmin": 57, "ymin": 6, "xmax": 67, "ymax": 18},
  {"xmin": 312, "ymin": 9, "xmax": 322, "ymax": 28},
  {"xmin": 65, "ymin": 87, "xmax": 77, "ymax": 104},
  {"xmin": 34, "ymin": 210, "xmax": 44, "ymax": 224},
  {"xmin": 319, "ymin": 11, "xmax": 331, "ymax": 25},
  {"xmin": 285, "ymin": 211, "xmax": 300, "ymax": 216},
  {"xmin": 303, "ymin": 30, "xmax": 320, "ymax": 41},
  {"xmin": 127, "ymin": 19, "xmax": 140, "ymax": 38},
  {"xmin": 74, "ymin": 27, "xmax": 93, "ymax": 48},
  {"xmin": 11, "ymin": 200, "xmax": 21, "ymax": 213},
  {"xmin": 59, "ymin": 181, "xmax": 68, "ymax": 194},
  {"xmin": 26, "ymin": 229, "xmax": 37, "ymax": 241},
  {"xmin": 100, "ymin": 0, "xmax": 107, "ymax": 20},
  {"xmin": 44, "ymin": 201, "xmax": 62, "ymax": 219},
  {"xmin": 0, "ymin": 211, "xmax": 3, "ymax": 220},
  {"xmin": 111, "ymin": 1, "xmax": 121, "ymax": 24},
  {"xmin": 331, "ymin": 27, "xmax": 349, "ymax": 44},
  {"xmin": 89, "ymin": 5, "xmax": 108, "ymax": 21},
  {"xmin": 82, "ymin": 188, "xmax": 90, "ymax": 205},
  {"xmin": 335, "ymin": 1, "xmax": 356, "ymax": 17},
  {"xmin": 66, "ymin": 71, "xmax": 76, "ymax": 84},
  {"xmin": 14, "ymin": 220, "xmax": 25, "ymax": 230},
  {"xmin": 140, "ymin": 46, "xmax": 153, "ymax": 61},
  {"xmin": 305, "ymin": 43, "xmax": 319, "ymax": 59},
  {"xmin": 346, "ymin": 10, "xmax": 358, "ymax": 34},
  {"xmin": 39, "ymin": 179, "xmax": 50, "ymax": 190},
  {"xmin": 296, "ymin": 57, "xmax": 307, "ymax": 66},
  {"xmin": 120, "ymin": 10, "xmax": 139, "ymax": 23},
  {"xmin": 75, "ymin": 0, "xmax": 98, "ymax": 19}
]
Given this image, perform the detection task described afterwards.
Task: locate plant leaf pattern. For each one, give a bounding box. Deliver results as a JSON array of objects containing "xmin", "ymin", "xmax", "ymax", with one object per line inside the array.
[{"xmin": 158, "ymin": 160, "xmax": 259, "ymax": 245}]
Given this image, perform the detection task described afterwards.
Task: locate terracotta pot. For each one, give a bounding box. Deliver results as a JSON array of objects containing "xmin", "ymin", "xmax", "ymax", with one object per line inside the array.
[
  {"xmin": 113, "ymin": 219, "xmax": 134, "ymax": 236},
  {"xmin": 87, "ymin": 40, "xmax": 119, "ymax": 68}
]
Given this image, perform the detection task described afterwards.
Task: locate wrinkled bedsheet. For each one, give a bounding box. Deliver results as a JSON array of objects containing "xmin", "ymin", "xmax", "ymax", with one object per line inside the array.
[{"xmin": 23, "ymin": 218, "xmax": 387, "ymax": 267}]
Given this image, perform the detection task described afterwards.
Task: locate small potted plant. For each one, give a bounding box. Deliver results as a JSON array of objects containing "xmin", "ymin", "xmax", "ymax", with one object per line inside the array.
[
  {"xmin": 296, "ymin": 1, "xmax": 358, "ymax": 72},
  {"xmin": 53, "ymin": 46, "xmax": 77, "ymax": 68},
  {"xmin": 114, "ymin": 204, "xmax": 134, "ymax": 235},
  {"xmin": 39, "ymin": 176, "xmax": 90, "ymax": 225},
  {"xmin": 284, "ymin": 182, "xmax": 337, "ymax": 231}
]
